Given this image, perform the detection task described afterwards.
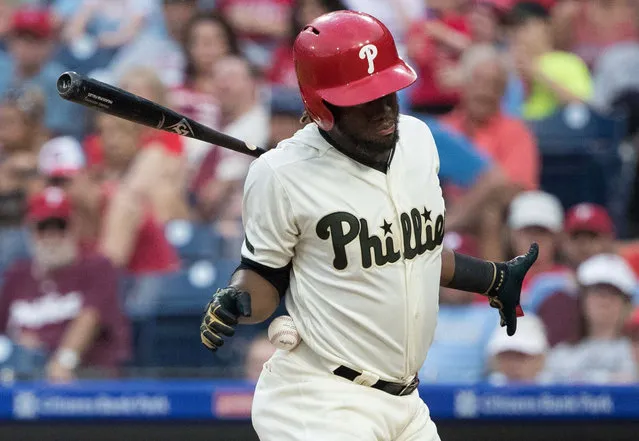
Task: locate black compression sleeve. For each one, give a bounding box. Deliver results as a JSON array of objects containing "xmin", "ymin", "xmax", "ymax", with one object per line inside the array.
[
  {"xmin": 237, "ymin": 257, "xmax": 291, "ymax": 298},
  {"xmin": 448, "ymin": 252, "xmax": 498, "ymax": 295}
]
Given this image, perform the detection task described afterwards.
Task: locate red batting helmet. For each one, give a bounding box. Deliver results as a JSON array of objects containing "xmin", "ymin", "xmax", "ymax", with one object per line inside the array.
[{"xmin": 293, "ymin": 11, "xmax": 417, "ymax": 131}]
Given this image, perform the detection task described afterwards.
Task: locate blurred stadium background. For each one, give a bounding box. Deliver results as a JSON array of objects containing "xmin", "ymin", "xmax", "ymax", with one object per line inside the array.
[{"xmin": 0, "ymin": 0, "xmax": 639, "ymax": 439}]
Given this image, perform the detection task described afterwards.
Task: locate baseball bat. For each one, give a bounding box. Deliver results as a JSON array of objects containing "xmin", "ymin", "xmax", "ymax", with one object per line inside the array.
[{"xmin": 56, "ymin": 71, "xmax": 267, "ymax": 158}]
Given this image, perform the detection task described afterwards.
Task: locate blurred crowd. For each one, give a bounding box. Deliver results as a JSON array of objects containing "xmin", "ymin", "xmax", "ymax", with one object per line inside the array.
[{"xmin": 0, "ymin": 0, "xmax": 639, "ymax": 386}]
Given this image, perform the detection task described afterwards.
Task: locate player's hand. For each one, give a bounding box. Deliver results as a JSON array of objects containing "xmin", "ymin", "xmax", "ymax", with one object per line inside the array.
[
  {"xmin": 200, "ymin": 287, "xmax": 252, "ymax": 351},
  {"xmin": 488, "ymin": 243, "xmax": 539, "ymax": 336}
]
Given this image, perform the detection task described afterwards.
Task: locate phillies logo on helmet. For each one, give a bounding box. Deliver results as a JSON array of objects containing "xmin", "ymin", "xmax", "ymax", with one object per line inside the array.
[{"xmin": 359, "ymin": 44, "xmax": 378, "ymax": 74}]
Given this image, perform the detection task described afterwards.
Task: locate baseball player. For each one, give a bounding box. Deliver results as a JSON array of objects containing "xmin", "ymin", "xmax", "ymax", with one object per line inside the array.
[{"xmin": 200, "ymin": 10, "xmax": 538, "ymax": 441}]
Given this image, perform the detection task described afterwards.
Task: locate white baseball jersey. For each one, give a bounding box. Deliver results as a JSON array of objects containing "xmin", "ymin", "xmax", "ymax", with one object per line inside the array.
[{"xmin": 241, "ymin": 114, "xmax": 445, "ymax": 383}]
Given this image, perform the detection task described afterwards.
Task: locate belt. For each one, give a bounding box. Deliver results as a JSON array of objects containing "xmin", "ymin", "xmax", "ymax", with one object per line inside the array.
[{"xmin": 333, "ymin": 365, "xmax": 419, "ymax": 396}]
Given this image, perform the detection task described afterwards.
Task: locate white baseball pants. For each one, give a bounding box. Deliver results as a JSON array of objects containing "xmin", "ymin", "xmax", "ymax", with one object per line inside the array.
[{"xmin": 252, "ymin": 342, "xmax": 441, "ymax": 441}]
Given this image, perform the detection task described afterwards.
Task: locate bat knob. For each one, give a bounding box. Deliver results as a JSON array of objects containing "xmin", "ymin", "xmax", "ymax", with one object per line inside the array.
[{"xmin": 57, "ymin": 72, "xmax": 81, "ymax": 98}]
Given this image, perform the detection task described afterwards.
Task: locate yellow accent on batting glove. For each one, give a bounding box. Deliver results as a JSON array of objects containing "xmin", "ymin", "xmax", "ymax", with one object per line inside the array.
[{"xmin": 200, "ymin": 287, "xmax": 252, "ymax": 351}]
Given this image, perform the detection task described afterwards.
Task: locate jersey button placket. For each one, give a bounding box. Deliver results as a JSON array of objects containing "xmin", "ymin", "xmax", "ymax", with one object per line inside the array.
[{"xmin": 385, "ymin": 165, "xmax": 411, "ymax": 380}]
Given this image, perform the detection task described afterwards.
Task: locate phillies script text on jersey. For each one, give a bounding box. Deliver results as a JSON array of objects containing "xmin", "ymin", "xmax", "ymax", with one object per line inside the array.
[{"xmin": 317, "ymin": 208, "xmax": 445, "ymax": 269}]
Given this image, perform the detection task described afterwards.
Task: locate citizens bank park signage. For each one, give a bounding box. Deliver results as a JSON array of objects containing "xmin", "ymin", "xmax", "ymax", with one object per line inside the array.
[{"xmin": 0, "ymin": 381, "xmax": 638, "ymax": 421}]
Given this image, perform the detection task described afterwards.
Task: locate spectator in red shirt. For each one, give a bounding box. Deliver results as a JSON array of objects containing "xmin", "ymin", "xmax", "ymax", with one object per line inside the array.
[
  {"xmin": 406, "ymin": 0, "xmax": 471, "ymax": 115},
  {"xmin": 41, "ymin": 117, "xmax": 180, "ymax": 277},
  {"xmin": 115, "ymin": 67, "xmax": 191, "ymax": 224},
  {"xmin": 88, "ymin": 114, "xmax": 182, "ymax": 275},
  {"xmin": 0, "ymin": 187, "xmax": 130, "ymax": 382},
  {"xmin": 171, "ymin": 12, "xmax": 239, "ymax": 170},
  {"xmin": 562, "ymin": 203, "xmax": 616, "ymax": 270}
]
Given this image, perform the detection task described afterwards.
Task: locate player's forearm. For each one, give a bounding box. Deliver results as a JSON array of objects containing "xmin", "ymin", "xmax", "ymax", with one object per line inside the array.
[
  {"xmin": 229, "ymin": 269, "xmax": 280, "ymax": 324},
  {"xmin": 440, "ymin": 248, "xmax": 500, "ymax": 295}
]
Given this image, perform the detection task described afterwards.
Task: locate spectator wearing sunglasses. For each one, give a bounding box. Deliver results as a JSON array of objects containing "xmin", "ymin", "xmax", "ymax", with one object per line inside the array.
[{"xmin": 0, "ymin": 187, "xmax": 130, "ymax": 382}]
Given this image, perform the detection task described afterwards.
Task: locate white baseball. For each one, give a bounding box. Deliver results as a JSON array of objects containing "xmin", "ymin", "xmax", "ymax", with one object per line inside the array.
[{"xmin": 268, "ymin": 315, "xmax": 301, "ymax": 351}]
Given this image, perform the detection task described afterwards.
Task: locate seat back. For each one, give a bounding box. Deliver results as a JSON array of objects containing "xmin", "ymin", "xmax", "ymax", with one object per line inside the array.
[{"xmin": 528, "ymin": 105, "xmax": 629, "ymax": 234}]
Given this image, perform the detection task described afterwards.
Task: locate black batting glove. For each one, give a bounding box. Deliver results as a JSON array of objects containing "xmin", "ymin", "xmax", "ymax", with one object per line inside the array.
[
  {"xmin": 200, "ymin": 287, "xmax": 252, "ymax": 351},
  {"xmin": 487, "ymin": 243, "xmax": 539, "ymax": 336}
]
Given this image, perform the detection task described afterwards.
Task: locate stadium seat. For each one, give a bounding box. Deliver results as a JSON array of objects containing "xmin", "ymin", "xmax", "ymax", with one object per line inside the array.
[
  {"xmin": 164, "ymin": 220, "xmax": 222, "ymax": 263},
  {"xmin": 131, "ymin": 259, "xmax": 243, "ymax": 370},
  {"xmin": 154, "ymin": 259, "xmax": 238, "ymax": 315},
  {"xmin": 527, "ymin": 104, "xmax": 631, "ymax": 235}
]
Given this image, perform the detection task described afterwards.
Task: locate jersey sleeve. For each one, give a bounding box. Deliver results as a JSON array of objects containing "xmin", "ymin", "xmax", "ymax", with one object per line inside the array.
[{"xmin": 241, "ymin": 157, "xmax": 298, "ymax": 269}]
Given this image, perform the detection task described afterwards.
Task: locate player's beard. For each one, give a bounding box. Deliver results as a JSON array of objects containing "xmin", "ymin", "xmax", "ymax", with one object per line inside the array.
[
  {"xmin": 339, "ymin": 118, "xmax": 400, "ymax": 167},
  {"xmin": 331, "ymin": 110, "xmax": 399, "ymax": 163},
  {"xmin": 356, "ymin": 126, "xmax": 399, "ymax": 156}
]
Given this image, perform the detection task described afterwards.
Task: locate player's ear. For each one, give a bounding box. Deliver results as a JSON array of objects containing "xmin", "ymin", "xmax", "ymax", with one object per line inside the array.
[{"xmin": 324, "ymin": 101, "xmax": 341, "ymax": 122}]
